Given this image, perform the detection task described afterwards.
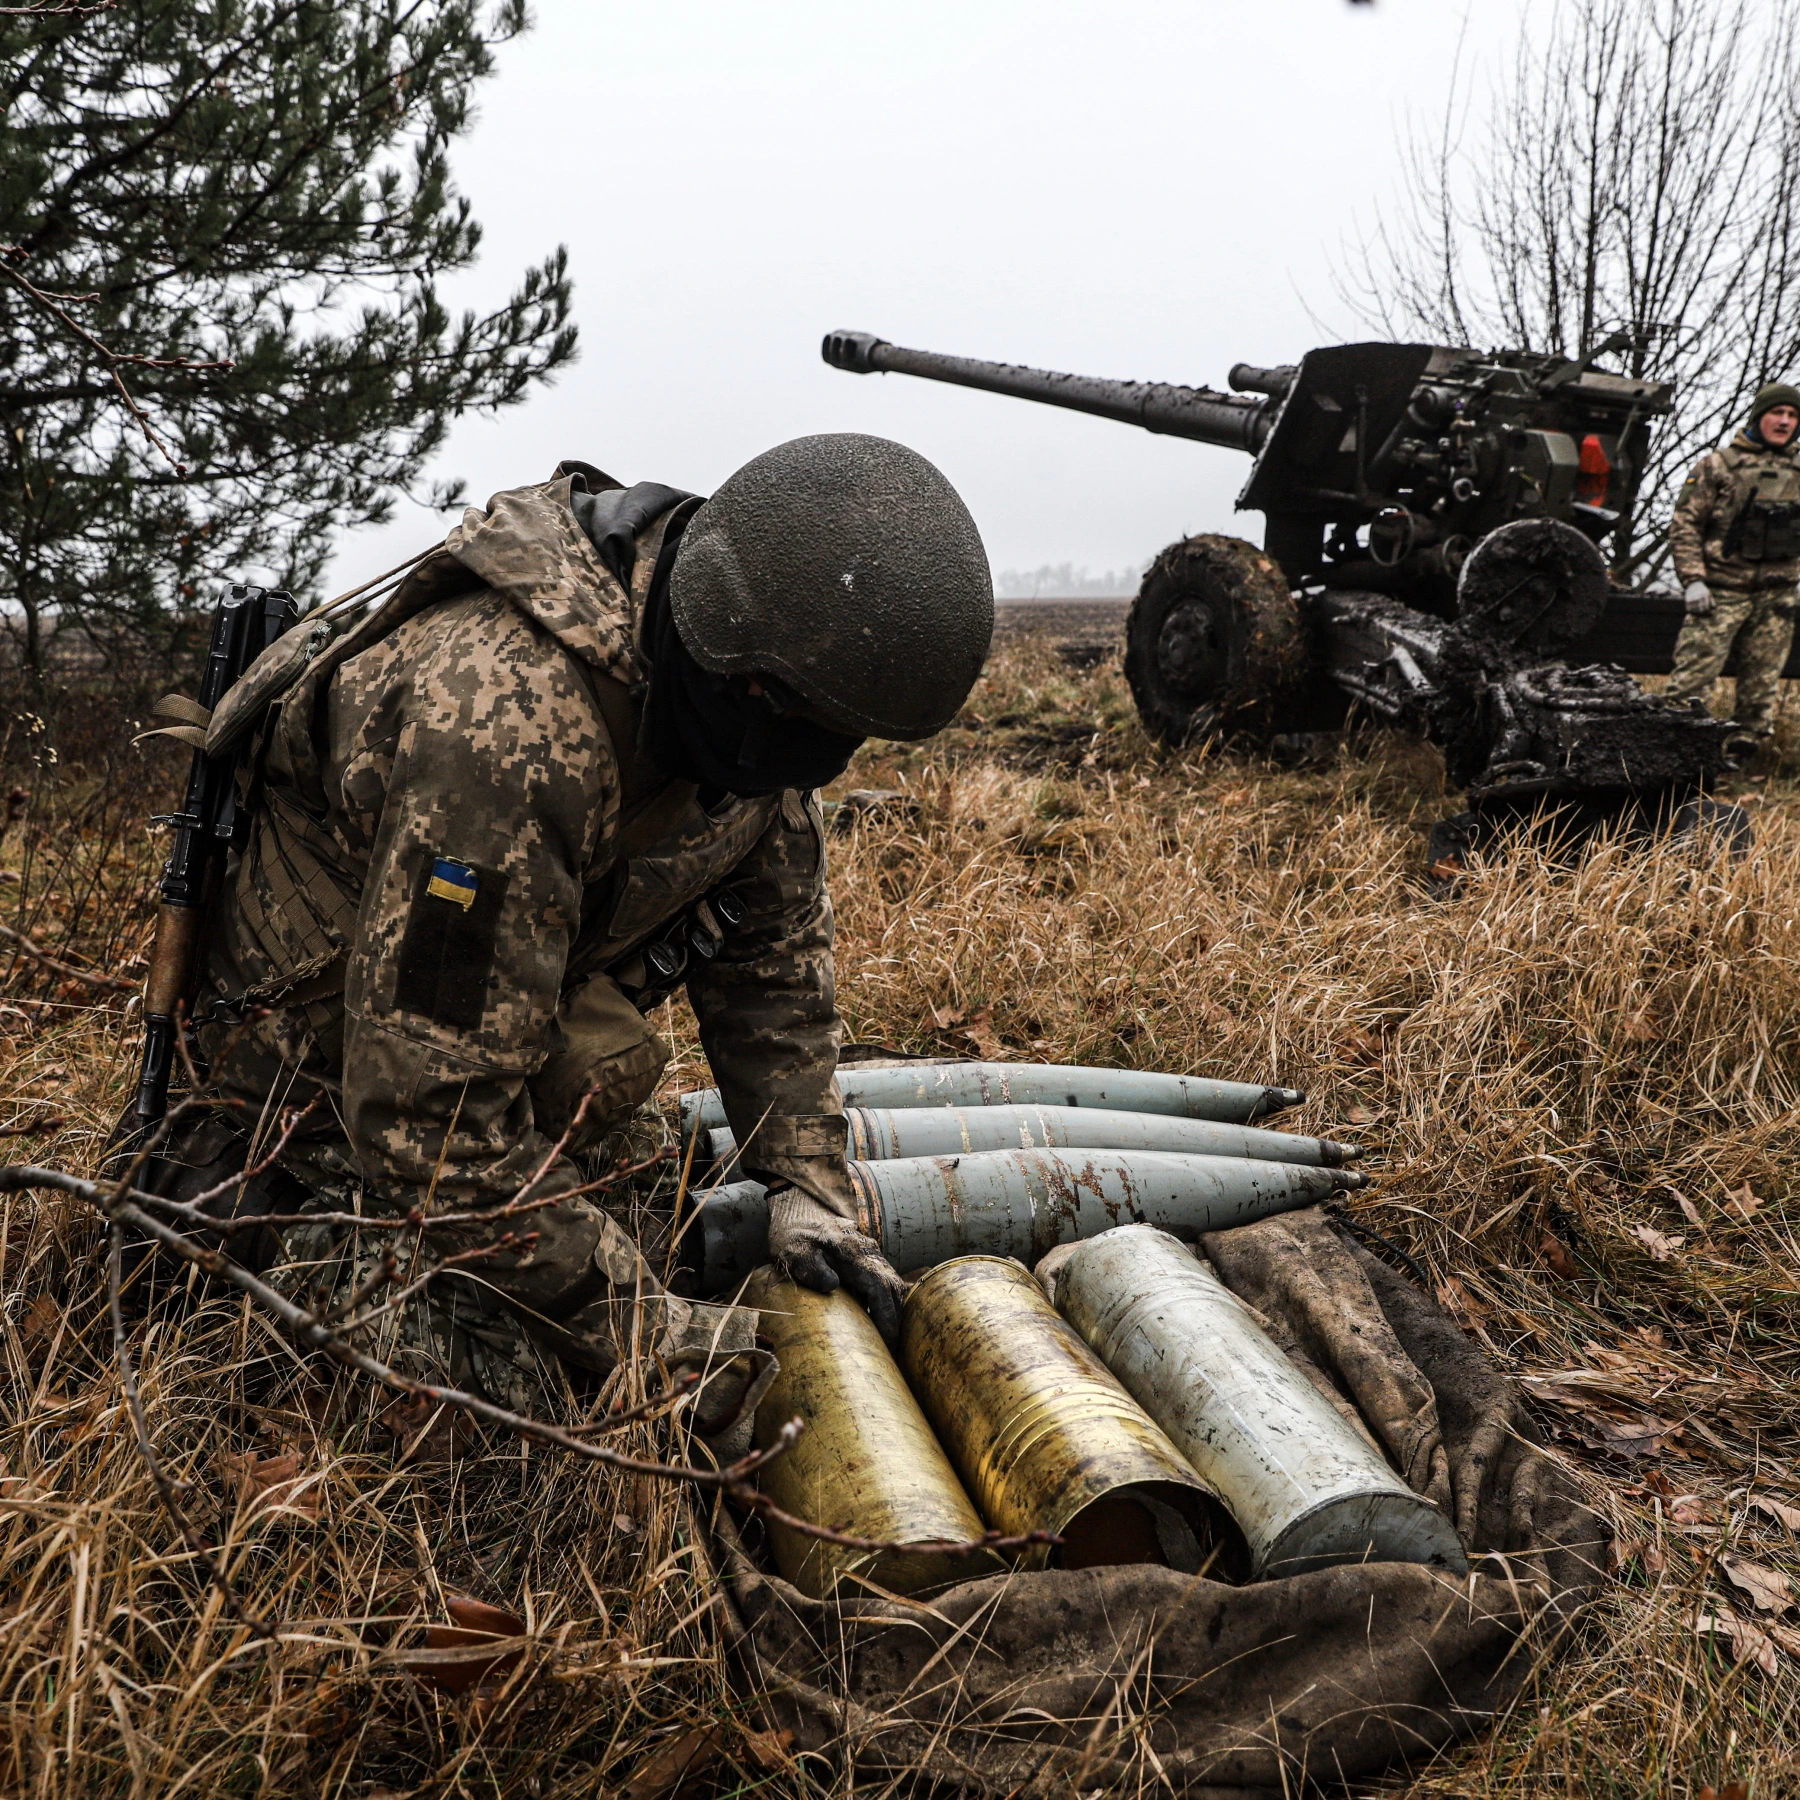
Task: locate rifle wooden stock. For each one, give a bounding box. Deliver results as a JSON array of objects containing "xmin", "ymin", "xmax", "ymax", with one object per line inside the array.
[{"xmin": 127, "ymin": 584, "xmax": 298, "ymax": 1138}]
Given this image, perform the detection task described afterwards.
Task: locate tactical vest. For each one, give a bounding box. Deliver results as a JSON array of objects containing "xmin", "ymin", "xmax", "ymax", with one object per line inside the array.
[{"xmin": 1726, "ymin": 495, "xmax": 1800, "ymax": 561}]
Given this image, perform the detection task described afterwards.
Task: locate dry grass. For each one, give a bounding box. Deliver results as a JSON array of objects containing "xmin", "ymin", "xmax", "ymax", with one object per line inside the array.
[{"xmin": 6, "ymin": 636, "xmax": 1800, "ymax": 1795}]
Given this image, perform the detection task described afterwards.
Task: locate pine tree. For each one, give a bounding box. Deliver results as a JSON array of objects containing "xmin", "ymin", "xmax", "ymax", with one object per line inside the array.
[{"xmin": 0, "ymin": 1, "xmax": 577, "ymax": 668}]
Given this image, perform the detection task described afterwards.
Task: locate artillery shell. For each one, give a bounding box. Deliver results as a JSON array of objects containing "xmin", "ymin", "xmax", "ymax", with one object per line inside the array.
[
  {"xmin": 858, "ymin": 1147, "xmax": 1349, "ymax": 1273},
  {"xmin": 900, "ymin": 1256, "xmax": 1237, "ymax": 1573},
  {"xmin": 743, "ymin": 1268, "xmax": 996, "ymax": 1598},
  {"xmin": 687, "ymin": 1148, "xmax": 1351, "ymax": 1296},
  {"xmin": 680, "ymin": 1059, "xmax": 1305, "ymax": 1142},
  {"xmin": 706, "ymin": 1102, "xmax": 1358, "ymax": 1168},
  {"xmin": 1056, "ymin": 1225, "xmax": 1468, "ymax": 1578}
]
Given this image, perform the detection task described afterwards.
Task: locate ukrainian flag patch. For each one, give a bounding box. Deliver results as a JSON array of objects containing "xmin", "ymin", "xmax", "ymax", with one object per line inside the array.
[{"xmin": 425, "ymin": 858, "xmax": 478, "ymax": 910}]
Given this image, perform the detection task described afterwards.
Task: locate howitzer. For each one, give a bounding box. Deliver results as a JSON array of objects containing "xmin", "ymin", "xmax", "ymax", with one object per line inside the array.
[
  {"xmin": 130, "ymin": 584, "xmax": 298, "ymax": 1137},
  {"xmin": 824, "ymin": 329, "xmax": 1746, "ymax": 843}
]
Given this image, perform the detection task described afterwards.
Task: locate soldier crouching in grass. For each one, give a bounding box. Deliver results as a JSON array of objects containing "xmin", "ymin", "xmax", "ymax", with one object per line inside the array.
[
  {"xmin": 134, "ymin": 435, "xmax": 992, "ymax": 1439},
  {"xmin": 1667, "ymin": 381, "xmax": 1800, "ymax": 759}
]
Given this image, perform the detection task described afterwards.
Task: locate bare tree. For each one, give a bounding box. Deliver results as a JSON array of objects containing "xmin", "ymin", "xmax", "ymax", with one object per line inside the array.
[{"xmin": 1338, "ymin": 0, "xmax": 1800, "ymax": 586}]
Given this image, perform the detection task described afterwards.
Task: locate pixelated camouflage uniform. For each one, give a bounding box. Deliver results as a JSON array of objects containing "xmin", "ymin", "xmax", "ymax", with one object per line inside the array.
[
  {"xmin": 187, "ymin": 468, "xmax": 848, "ymax": 1422},
  {"xmin": 1666, "ymin": 431, "xmax": 1800, "ymax": 734}
]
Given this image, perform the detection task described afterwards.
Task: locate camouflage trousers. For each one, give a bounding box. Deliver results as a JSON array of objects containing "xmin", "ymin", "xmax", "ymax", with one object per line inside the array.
[
  {"xmin": 143, "ymin": 1103, "xmax": 771, "ymax": 1441},
  {"xmin": 1666, "ymin": 583, "xmax": 1797, "ymax": 735},
  {"xmin": 265, "ymin": 1189, "xmax": 771, "ymax": 1439}
]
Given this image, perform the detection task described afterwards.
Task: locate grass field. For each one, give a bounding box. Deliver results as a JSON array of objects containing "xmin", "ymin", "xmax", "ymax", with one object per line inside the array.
[{"xmin": 3, "ymin": 631, "xmax": 1800, "ymax": 1796}]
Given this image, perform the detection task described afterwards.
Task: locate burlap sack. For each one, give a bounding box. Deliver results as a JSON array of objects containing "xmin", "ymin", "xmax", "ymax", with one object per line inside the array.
[{"xmin": 699, "ymin": 1207, "xmax": 1606, "ymax": 1797}]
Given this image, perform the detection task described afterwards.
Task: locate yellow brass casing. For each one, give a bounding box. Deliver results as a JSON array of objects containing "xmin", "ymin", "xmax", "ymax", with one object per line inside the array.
[
  {"xmin": 901, "ymin": 1256, "xmax": 1228, "ymax": 1572},
  {"xmin": 744, "ymin": 1268, "xmax": 996, "ymax": 1599}
]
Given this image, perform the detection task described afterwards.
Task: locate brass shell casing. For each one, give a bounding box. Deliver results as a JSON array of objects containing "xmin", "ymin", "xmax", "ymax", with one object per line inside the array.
[
  {"xmin": 901, "ymin": 1256, "xmax": 1230, "ymax": 1573},
  {"xmin": 744, "ymin": 1268, "xmax": 995, "ymax": 1599}
]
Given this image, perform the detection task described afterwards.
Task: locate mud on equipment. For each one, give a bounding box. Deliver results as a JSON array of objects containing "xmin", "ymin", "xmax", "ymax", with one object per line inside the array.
[
  {"xmin": 679, "ymin": 1060, "xmax": 1306, "ymax": 1143},
  {"xmin": 742, "ymin": 1270, "xmax": 996, "ymax": 1597},
  {"xmin": 1056, "ymin": 1226, "xmax": 1467, "ymax": 1579},
  {"xmin": 824, "ymin": 328, "xmax": 1742, "ymax": 852},
  {"xmin": 688, "ymin": 1147, "xmax": 1356, "ymax": 1296},
  {"xmin": 703, "ymin": 1101, "xmax": 1360, "ymax": 1171},
  {"xmin": 901, "ymin": 1256, "xmax": 1238, "ymax": 1573}
]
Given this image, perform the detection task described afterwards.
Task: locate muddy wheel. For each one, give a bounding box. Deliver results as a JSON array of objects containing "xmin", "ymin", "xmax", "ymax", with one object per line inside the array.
[{"xmin": 1124, "ymin": 534, "xmax": 1311, "ymax": 747}]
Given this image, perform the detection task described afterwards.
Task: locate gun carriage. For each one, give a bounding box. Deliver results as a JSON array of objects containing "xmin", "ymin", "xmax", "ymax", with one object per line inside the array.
[{"xmin": 824, "ymin": 329, "xmax": 1746, "ymax": 851}]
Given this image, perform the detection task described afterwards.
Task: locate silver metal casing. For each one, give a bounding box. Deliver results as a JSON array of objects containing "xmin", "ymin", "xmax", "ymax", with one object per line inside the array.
[{"xmin": 1056, "ymin": 1225, "xmax": 1468, "ymax": 1579}]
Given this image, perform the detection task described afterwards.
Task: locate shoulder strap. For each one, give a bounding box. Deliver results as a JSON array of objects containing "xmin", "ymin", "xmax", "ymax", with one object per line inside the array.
[{"xmin": 205, "ymin": 549, "xmax": 484, "ymax": 759}]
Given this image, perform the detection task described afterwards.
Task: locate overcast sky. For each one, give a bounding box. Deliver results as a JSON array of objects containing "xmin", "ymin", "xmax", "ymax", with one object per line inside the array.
[{"xmin": 331, "ymin": 0, "xmax": 1521, "ymax": 594}]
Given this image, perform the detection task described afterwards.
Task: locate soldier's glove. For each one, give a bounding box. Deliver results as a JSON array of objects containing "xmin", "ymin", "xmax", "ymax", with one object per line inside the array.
[
  {"xmin": 1685, "ymin": 580, "xmax": 1715, "ymax": 615},
  {"xmin": 747, "ymin": 1114, "xmax": 906, "ymax": 1346}
]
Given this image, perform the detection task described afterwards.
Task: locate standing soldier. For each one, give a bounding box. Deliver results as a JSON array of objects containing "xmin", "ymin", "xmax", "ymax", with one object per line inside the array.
[
  {"xmin": 137, "ymin": 433, "xmax": 992, "ymax": 1434},
  {"xmin": 1667, "ymin": 382, "xmax": 1800, "ymax": 752}
]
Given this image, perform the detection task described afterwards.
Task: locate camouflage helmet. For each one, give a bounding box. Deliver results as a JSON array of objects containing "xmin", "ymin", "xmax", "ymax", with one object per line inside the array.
[
  {"xmin": 1750, "ymin": 381, "xmax": 1800, "ymax": 424},
  {"xmin": 667, "ymin": 433, "xmax": 992, "ymax": 740}
]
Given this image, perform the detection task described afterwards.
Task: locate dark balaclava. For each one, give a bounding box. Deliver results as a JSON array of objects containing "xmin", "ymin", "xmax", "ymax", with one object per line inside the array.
[{"xmin": 638, "ymin": 527, "xmax": 863, "ymax": 799}]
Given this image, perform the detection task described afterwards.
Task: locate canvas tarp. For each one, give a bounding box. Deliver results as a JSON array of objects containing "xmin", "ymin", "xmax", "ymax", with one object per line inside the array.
[{"xmin": 697, "ymin": 1207, "xmax": 1607, "ymax": 1797}]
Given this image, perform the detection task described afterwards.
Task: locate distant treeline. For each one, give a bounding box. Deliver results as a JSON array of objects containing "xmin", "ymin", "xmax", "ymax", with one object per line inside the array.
[{"xmin": 994, "ymin": 563, "xmax": 1148, "ymax": 599}]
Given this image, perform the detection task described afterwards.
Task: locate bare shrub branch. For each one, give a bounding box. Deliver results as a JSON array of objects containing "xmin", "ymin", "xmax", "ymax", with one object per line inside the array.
[{"xmin": 1337, "ymin": 0, "xmax": 1800, "ymax": 583}]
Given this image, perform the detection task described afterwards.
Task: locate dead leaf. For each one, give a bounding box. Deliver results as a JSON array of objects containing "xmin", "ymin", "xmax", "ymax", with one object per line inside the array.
[
  {"xmin": 18, "ymin": 1294, "xmax": 60, "ymax": 1346},
  {"xmin": 623, "ymin": 1725, "xmax": 726, "ymax": 1800},
  {"xmin": 1436, "ymin": 1277, "xmax": 1491, "ymax": 1332},
  {"xmin": 403, "ymin": 1595, "xmax": 527, "ymax": 1697},
  {"xmin": 1721, "ymin": 1552, "xmax": 1794, "ymax": 1615},
  {"xmin": 1538, "ymin": 1232, "xmax": 1578, "ymax": 1279},
  {"xmin": 1620, "ymin": 1007, "xmax": 1656, "ymax": 1042},
  {"xmin": 378, "ymin": 1393, "xmax": 473, "ymax": 1464},
  {"xmin": 1723, "ymin": 1183, "xmax": 1763, "ymax": 1222},
  {"xmin": 740, "ymin": 1726, "xmax": 796, "ymax": 1771},
  {"xmin": 1633, "ymin": 1325, "xmax": 1668, "ymax": 1349},
  {"xmin": 1699, "ymin": 1783, "xmax": 1753, "ymax": 1800},
  {"xmin": 1629, "ymin": 1467, "xmax": 1683, "ymax": 1501},
  {"xmin": 1608, "ymin": 1535, "xmax": 1648, "ymax": 1576},
  {"xmin": 1671, "ymin": 1495, "xmax": 1724, "ymax": 1527},
  {"xmin": 1593, "ymin": 1415, "xmax": 1669, "ymax": 1459},
  {"xmin": 1333, "ymin": 1026, "xmax": 1385, "ymax": 1067},
  {"xmin": 1696, "ymin": 1606, "xmax": 1780, "ymax": 1676},
  {"xmin": 929, "ymin": 1004, "xmax": 965, "ymax": 1030},
  {"xmin": 1750, "ymin": 1494, "xmax": 1800, "ymax": 1532},
  {"xmin": 1660, "ymin": 1185, "xmax": 1705, "ymax": 1229},
  {"xmin": 1631, "ymin": 1223, "xmax": 1685, "ymax": 1262},
  {"xmin": 959, "ymin": 1004, "xmax": 1003, "ymax": 1060},
  {"xmin": 219, "ymin": 1450, "xmax": 322, "ymax": 1522}
]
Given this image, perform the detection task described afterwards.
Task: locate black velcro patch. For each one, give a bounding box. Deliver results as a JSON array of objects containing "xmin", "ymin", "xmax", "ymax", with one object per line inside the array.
[{"xmin": 393, "ymin": 855, "xmax": 509, "ymax": 1030}]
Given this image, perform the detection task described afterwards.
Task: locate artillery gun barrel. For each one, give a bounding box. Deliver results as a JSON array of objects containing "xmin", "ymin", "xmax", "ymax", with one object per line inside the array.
[{"xmin": 823, "ymin": 329, "xmax": 1273, "ymax": 454}]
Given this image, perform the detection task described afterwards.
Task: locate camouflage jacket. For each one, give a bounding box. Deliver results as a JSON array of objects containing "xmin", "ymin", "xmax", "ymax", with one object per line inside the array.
[
  {"xmin": 197, "ymin": 473, "xmax": 842, "ymax": 1211},
  {"xmin": 1669, "ymin": 431, "xmax": 1800, "ymax": 591}
]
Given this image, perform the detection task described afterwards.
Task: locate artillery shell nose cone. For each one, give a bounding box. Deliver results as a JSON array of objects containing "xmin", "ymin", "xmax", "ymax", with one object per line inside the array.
[
  {"xmin": 1332, "ymin": 1169, "xmax": 1371, "ymax": 1190},
  {"xmin": 1258, "ymin": 1087, "xmax": 1306, "ymax": 1116},
  {"xmin": 1320, "ymin": 1140, "xmax": 1363, "ymax": 1165}
]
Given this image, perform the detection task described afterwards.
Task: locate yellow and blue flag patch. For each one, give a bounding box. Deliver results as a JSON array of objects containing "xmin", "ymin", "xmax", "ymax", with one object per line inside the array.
[{"xmin": 425, "ymin": 857, "xmax": 478, "ymax": 910}]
